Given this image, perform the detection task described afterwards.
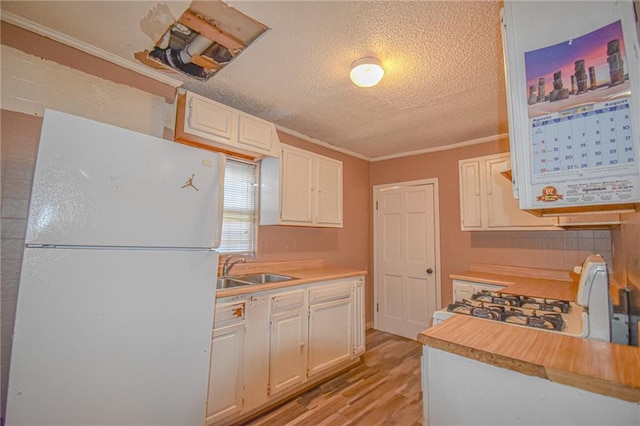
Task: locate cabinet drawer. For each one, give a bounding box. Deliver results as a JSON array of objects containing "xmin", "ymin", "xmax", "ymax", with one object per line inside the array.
[
  {"xmin": 270, "ymin": 289, "xmax": 305, "ymax": 313},
  {"xmin": 214, "ymin": 301, "xmax": 246, "ymax": 328},
  {"xmin": 309, "ymin": 281, "xmax": 352, "ymax": 305}
]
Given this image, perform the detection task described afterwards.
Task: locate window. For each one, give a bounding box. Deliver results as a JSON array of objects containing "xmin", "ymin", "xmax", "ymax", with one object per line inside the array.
[{"xmin": 219, "ymin": 158, "xmax": 258, "ymax": 254}]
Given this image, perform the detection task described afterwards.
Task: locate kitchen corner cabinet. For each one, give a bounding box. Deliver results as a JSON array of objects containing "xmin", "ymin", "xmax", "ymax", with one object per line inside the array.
[
  {"xmin": 260, "ymin": 144, "xmax": 343, "ymax": 227},
  {"xmin": 206, "ymin": 276, "xmax": 365, "ymax": 426},
  {"xmin": 174, "ymin": 90, "xmax": 281, "ymax": 158},
  {"xmin": 459, "ymin": 153, "xmax": 558, "ymax": 230}
]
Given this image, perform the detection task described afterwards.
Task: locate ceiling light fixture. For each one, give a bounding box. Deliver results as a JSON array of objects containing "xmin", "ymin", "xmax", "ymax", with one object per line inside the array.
[{"xmin": 349, "ymin": 57, "xmax": 384, "ymax": 88}]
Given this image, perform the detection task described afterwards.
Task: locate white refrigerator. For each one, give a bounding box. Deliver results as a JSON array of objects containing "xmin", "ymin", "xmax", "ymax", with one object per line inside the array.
[{"xmin": 6, "ymin": 110, "xmax": 226, "ymax": 425}]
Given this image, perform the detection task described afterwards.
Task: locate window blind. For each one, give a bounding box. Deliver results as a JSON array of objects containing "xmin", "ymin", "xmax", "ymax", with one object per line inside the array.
[{"xmin": 219, "ymin": 158, "xmax": 257, "ymax": 254}]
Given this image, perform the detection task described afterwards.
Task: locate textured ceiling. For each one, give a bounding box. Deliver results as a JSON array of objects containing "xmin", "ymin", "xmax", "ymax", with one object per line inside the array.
[{"xmin": 1, "ymin": 1, "xmax": 509, "ymax": 160}]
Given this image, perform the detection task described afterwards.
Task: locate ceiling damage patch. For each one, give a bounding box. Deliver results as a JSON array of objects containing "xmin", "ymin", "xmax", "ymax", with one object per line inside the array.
[{"xmin": 135, "ymin": 0, "xmax": 268, "ymax": 81}]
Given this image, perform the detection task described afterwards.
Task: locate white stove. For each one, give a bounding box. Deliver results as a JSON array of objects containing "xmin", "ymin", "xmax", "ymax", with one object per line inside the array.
[{"xmin": 433, "ymin": 255, "xmax": 612, "ymax": 342}]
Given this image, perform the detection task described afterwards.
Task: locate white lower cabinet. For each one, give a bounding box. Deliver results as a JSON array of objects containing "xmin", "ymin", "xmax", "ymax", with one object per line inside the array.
[
  {"xmin": 307, "ymin": 281, "xmax": 353, "ymax": 378},
  {"xmin": 352, "ymin": 277, "xmax": 366, "ymax": 356},
  {"xmin": 206, "ymin": 300, "xmax": 246, "ymax": 423},
  {"xmin": 268, "ymin": 289, "xmax": 307, "ymax": 396},
  {"xmin": 422, "ymin": 347, "xmax": 640, "ymax": 425},
  {"xmin": 206, "ymin": 276, "xmax": 365, "ymax": 425},
  {"xmin": 452, "ymin": 279, "xmax": 505, "ymax": 302}
]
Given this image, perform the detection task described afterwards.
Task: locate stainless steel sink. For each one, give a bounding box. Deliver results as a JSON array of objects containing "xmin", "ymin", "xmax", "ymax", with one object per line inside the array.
[
  {"xmin": 216, "ymin": 277, "xmax": 252, "ymax": 289},
  {"xmin": 231, "ymin": 273, "xmax": 297, "ymax": 285}
]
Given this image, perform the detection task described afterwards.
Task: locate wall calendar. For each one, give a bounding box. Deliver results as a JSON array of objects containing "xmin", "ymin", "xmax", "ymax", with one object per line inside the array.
[{"xmin": 502, "ymin": 2, "xmax": 640, "ymax": 211}]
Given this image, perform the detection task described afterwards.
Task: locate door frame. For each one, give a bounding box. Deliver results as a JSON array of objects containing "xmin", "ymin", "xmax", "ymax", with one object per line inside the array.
[{"xmin": 372, "ymin": 178, "xmax": 442, "ymax": 331}]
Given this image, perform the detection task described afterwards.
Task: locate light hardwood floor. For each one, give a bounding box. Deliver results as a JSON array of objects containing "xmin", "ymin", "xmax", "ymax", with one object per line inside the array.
[{"xmin": 246, "ymin": 329, "xmax": 423, "ymax": 426}]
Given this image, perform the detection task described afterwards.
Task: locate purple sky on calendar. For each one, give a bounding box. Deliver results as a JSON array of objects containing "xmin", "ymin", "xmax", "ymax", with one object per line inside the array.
[{"xmin": 525, "ymin": 20, "xmax": 626, "ymax": 93}]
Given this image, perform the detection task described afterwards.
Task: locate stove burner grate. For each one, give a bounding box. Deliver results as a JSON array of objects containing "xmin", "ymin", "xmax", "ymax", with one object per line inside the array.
[{"xmin": 447, "ymin": 292, "xmax": 568, "ymax": 332}]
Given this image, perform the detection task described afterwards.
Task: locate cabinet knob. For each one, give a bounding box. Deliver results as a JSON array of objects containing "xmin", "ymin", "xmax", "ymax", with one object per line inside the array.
[{"xmin": 426, "ymin": 268, "xmax": 433, "ymax": 274}]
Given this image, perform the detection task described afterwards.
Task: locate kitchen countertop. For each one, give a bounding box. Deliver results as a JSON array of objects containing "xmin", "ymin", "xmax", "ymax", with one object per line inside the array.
[
  {"xmin": 450, "ymin": 263, "xmax": 623, "ymax": 305},
  {"xmin": 418, "ymin": 263, "xmax": 638, "ymax": 402},
  {"xmin": 216, "ymin": 260, "xmax": 367, "ymax": 298},
  {"xmin": 418, "ymin": 315, "xmax": 640, "ymax": 402},
  {"xmin": 450, "ymin": 270, "xmax": 579, "ymax": 301}
]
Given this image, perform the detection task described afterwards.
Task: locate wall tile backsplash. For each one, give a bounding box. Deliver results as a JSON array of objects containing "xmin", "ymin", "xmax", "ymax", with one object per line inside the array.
[{"xmin": 469, "ymin": 230, "xmax": 613, "ymax": 271}]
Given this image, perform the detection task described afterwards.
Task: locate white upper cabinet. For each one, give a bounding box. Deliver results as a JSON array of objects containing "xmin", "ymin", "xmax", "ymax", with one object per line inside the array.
[
  {"xmin": 174, "ymin": 90, "xmax": 281, "ymax": 158},
  {"xmin": 459, "ymin": 153, "xmax": 558, "ymax": 230},
  {"xmin": 459, "ymin": 160, "xmax": 483, "ymax": 229},
  {"xmin": 280, "ymin": 146, "xmax": 315, "ymax": 223},
  {"xmin": 315, "ymin": 156, "xmax": 343, "ymax": 226},
  {"xmin": 261, "ymin": 144, "xmax": 343, "ymax": 227},
  {"xmin": 187, "ymin": 95, "xmax": 234, "ymax": 142}
]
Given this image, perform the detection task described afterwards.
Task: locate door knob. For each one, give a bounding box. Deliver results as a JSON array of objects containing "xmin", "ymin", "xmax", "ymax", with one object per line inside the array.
[{"xmin": 426, "ymin": 268, "xmax": 433, "ymax": 274}]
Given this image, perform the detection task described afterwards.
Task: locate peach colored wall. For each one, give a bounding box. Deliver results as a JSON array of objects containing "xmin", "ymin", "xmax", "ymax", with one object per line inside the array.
[
  {"xmin": 370, "ymin": 137, "xmax": 613, "ymax": 306},
  {"xmin": 2, "ymin": 23, "xmax": 175, "ymax": 101},
  {"xmin": 259, "ymin": 132, "xmax": 373, "ymax": 314}
]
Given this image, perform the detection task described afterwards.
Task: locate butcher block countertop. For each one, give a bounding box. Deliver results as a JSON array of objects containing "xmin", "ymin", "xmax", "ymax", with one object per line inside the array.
[
  {"xmin": 418, "ymin": 315, "xmax": 640, "ymax": 403},
  {"xmin": 418, "ymin": 263, "xmax": 639, "ymax": 402},
  {"xmin": 216, "ymin": 259, "xmax": 367, "ymax": 298},
  {"xmin": 450, "ymin": 262, "xmax": 623, "ymax": 305}
]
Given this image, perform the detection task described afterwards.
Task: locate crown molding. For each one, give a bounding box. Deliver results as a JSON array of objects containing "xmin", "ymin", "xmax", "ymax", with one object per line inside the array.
[
  {"xmin": 275, "ymin": 125, "xmax": 509, "ymax": 163},
  {"xmin": 1, "ymin": 11, "xmax": 184, "ymax": 88},
  {"xmin": 274, "ymin": 124, "xmax": 372, "ymax": 161},
  {"xmin": 371, "ymin": 133, "xmax": 510, "ymax": 162}
]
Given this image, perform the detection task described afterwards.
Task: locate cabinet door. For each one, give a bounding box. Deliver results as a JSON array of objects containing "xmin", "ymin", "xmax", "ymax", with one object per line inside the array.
[
  {"xmin": 268, "ymin": 289, "xmax": 307, "ymax": 396},
  {"xmin": 352, "ymin": 278, "xmax": 366, "ymax": 356},
  {"xmin": 308, "ymin": 297, "xmax": 353, "ymax": 378},
  {"xmin": 315, "ymin": 156, "xmax": 343, "ymax": 226},
  {"xmin": 187, "ymin": 94, "xmax": 234, "ymax": 142},
  {"xmin": 237, "ymin": 112, "xmax": 273, "ymax": 155},
  {"xmin": 485, "ymin": 156, "xmax": 556, "ymax": 228},
  {"xmin": 268, "ymin": 308, "xmax": 307, "ymax": 395},
  {"xmin": 280, "ymin": 146, "xmax": 315, "ymax": 223},
  {"xmin": 206, "ymin": 322, "xmax": 245, "ymax": 422},
  {"xmin": 459, "ymin": 160, "xmax": 483, "ymax": 230}
]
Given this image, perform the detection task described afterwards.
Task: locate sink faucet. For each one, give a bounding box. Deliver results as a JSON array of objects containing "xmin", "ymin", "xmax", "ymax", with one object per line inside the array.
[{"xmin": 222, "ymin": 255, "xmax": 246, "ymax": 277}]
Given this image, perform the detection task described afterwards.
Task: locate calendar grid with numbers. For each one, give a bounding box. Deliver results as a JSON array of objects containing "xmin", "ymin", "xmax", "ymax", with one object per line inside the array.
[{"xmin": 530, "ymin": 98, "xmax": 634, "ymax": 184}]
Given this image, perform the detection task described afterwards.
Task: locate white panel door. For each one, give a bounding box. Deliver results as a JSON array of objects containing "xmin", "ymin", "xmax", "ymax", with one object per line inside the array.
[
  {"xmin": 7, "ymin": 248, "xmax": 218, "ymax": 426},
  {"xmin": 27, "ymin": 110, "xmax": 225, "ymax": 248},
  {"xmin": 375, "ymin": 181, "xmax": 440, "ymax": 340}
]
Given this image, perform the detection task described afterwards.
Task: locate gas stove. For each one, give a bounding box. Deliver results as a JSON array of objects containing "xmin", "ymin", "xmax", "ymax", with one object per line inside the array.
[
  {"xmin": 433, "ymin": 255, "xmax": 614, "ymax": 341},
  {"xmin": 444, "ymin": 291, "xmax": 582, "ymax": 333}
]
